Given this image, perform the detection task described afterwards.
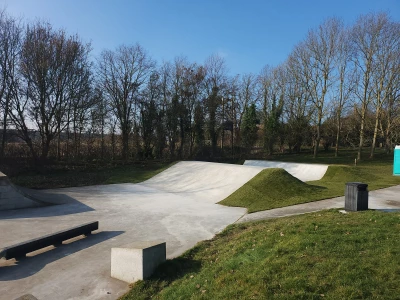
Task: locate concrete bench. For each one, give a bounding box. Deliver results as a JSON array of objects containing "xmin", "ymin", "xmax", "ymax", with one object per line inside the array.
[
  {"xmin": 0, "ymin": 221, "xmax": 98, "ymax": 260},
  {"xmin": 111, "ymin": 241, "xmax": 166, "ymax": 283}
]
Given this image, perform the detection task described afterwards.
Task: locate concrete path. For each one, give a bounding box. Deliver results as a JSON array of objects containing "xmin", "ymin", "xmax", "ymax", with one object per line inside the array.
[
  {"xmin": 0, "ymin": 161, "xmax": 263, "ymax": 300},
  {"xmin": 238, "ymin": 185, "xmax": 400, "ymax": 223}
]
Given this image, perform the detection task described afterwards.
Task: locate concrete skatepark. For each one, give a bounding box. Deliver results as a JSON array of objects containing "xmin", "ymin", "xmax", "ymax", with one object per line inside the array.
[{"xmin": 0, "ymin": 160, "xmax": 399, "ymax": 299}]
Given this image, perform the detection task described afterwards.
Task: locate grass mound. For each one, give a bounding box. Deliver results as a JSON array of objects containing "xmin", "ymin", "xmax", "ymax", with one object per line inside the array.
[
  {"xmin": 220, "ymin": 164, "xmax": 400, "ymax": 213},
  {"xmin": 219, "ymin": 168, "xmax": 325, "ymax": 213},
  {"xmin": 122, "ymin": 210, "xmax": 400, "ymax": 299}
]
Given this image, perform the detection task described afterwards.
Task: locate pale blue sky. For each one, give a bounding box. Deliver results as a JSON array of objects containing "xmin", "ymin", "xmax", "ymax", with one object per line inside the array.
[{"xmin": 1, "ymin": 0, "xmax": 399, "ymax": 75}]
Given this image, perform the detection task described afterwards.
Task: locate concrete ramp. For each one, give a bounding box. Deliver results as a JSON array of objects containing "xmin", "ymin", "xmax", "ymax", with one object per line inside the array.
[
  {"xmin": 0, "ymin": 172, "xmax": 48, "ymax": 211},
  {"xmin": 243, "ymin": 160, "xmax": 328, "ymax": 182},
  {"xmin": 141, "ymin": 161, "xmax": 265, "ymax": 203}
]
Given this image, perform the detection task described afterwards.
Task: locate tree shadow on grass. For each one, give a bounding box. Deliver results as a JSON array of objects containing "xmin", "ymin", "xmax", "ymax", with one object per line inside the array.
[
  {"xmin": 151, "ymin": 257, "xmax": 202, "ymax": 281},
  {"xmin": 0, "ymin": 230, "xmax": 124, "ymax": 280}
]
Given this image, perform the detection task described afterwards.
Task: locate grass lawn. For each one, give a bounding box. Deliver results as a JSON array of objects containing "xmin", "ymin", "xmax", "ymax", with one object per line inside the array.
[
  {"xmin": 10, "ymin": 161, "xmax": 174, "ymax": 189},
  {"xmin": 122, "ymin": 209, "xmax": 400, "ymax": 299},
  {"xmin": 220, "ymin": 148, "xmax": 400, "ymax": 213},
  {"xmin": 268, "ymin": 147, "xmax": 395, "ymax": 165}
]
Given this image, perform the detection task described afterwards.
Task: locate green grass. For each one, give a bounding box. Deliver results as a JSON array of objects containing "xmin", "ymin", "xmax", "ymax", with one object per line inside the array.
[
  {"xmin": 10, "ymin": 162, "xmax": 175, "ymax": 189},
  {"xmin": 219, "ymin": 168, "xmax": 326, "ymax": 213},
  {"xmin": 219, "ymin": 162, "xmax": 400, "ymax": 213},
  {"xmin": 268, "ymin": 147, "xmax": 394, "ymax": 165},
  {"xmin": 122, "ymin": 209, "xmax": 400, "ymax": 299}
]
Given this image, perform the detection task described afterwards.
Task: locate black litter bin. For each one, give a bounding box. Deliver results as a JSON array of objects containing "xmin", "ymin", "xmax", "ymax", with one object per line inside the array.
[{"xmin": 345, "ymin": 182, "xmax": 368, "ymax": 211}]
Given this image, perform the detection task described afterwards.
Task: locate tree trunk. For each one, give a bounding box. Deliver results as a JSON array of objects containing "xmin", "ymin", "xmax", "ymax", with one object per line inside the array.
[
  {"xmin": 57, "ymin": 131, "xmax": 61, "ymax": 161},
  {"xmin": 335, "ymin": 120, "xmax": 340, "ymax": 158},
  {"xmin": 101, "ymin": 122, "xmax": 105, "ymax": 160},
  {"xmin": 111, "ymin": 128, "xmax": 115, "ymax": 160},
  {"xmin": 179, "ymin": 118, "xmax": 184, "ymax": 159},
  {"xmin": 41, "ymin": 137, "xmax": 51, "ymax": 161},
  {"xmin": 313, "ymin": 116, "xmax": 322, "ymax": 158},
  {"xmin": 0, "ymin": 109, "xmax": 8, "ymax": 160},
  {"xmin": 369, "ymin": 106, "xmax": 380, "ymax": 159},
  {"xmin": 357, "ymin": 106, "xmax": 366, "ymax": 161},
  {"xmin": 122, "ymin": 130, "xmax": 129, "ymax": 161}
]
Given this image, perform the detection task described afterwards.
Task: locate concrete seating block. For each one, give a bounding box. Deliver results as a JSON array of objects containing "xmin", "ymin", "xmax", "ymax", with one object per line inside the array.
[{"xmin": 111, "ymin": 241, "xmax": 166, "ymax": 283}]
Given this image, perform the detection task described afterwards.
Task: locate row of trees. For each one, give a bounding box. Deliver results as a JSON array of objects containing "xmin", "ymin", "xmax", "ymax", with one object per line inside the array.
[{"xmin": 0, "ymin": 10, "xmax": 399, "ymax": 164}]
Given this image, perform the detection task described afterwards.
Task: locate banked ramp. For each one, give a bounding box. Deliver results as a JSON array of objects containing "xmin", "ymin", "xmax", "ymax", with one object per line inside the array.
[
  {"xmin": 0, "ymin": 172, "xmax": 48, "ymax": 211},
  {"xmin": 141, "ymin": 161, "xmax": 266, "ymax": 203},
  {"xmin": 243, "ymin": 160, "xmax": 329, "ymax": 182}
]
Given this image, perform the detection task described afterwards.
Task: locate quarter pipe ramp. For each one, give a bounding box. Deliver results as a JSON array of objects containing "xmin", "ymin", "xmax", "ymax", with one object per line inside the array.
[{"xmin": 0, "ymin": 172, "xmax": 48, "ymax": 211}]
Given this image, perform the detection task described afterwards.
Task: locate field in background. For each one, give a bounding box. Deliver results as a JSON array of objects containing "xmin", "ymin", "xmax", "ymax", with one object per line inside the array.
[{"xmin": 8, "ymin": 161, "xmax": 174, "ymax": 189}]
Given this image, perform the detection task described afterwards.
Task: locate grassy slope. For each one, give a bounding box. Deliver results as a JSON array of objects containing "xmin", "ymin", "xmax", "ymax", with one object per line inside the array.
[
  {"xmin": 122, "ymin": 209, "xmax": 400, "ymax": 299},
  {"xmin": 220, "ymin": 163, "xmax": 400, "ymax": 213},
  {"xmin": 219, "ymin": 168, "xmax": 324, "ymax": 213},
  {"xmin": 10, "ymin": 162, "xmax": 175, "ymax": 189}
]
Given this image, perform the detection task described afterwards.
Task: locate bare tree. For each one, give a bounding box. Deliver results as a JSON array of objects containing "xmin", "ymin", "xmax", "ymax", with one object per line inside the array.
[
  {"xmin": 351, "ymin": 13, "xmax": 388, "ymax": 160},
  {"xmin": 158, "ymin": 61, "xmax": 177, "ymax": 158},
  {"xmin": 89, "ymin": 86, "xmax": 109, "ymax": 160},
  {"xmin": 97, "ymin": 44, "xmax": 155, "ymax": 160},
  {"xmin": 204, "ymin": 54, "xmax": 228, "ymax": 157},
  {"xmin": 304, "ymin": 18, "xmax": 342, "ymax": 157},
  {"xmin": 333, "ymin": 25, "xmax": 354, "ymax": 157},
  {"xmin": 8, "ymin": 21, "xmax": 92, "ymax": 161},
  {"xmin": 284, "ymin": 53, "xmax": 313, "ymax": 153},
  {"xmin": 369, "ymin": 18, "xmax": 400, "ymax": 158},
  {"xmin": 0, "ymin": 10, "xmax": 22, "ymax": 160},
  {"xmin": 262, "ymin": 65, "xmax": 286, "ymax": 154},
  {"xmin": 181, "ymin": 62, "xmax": 206, "ymax": 156},
  {"xmin": 235, "ymin": 73, "xmax": 257, "ymax": 146},
  {"xmin": 381, "ymin": 73, "xmax": 400, "ymax": 153}
]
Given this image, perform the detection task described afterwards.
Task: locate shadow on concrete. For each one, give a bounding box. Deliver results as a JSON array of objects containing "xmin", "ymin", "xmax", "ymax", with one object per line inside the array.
[
  {"xmin": 0, "ymin": 230, "xmax": 124, "ymax": 280},
  {"xmin": 0, "ymin": 192, "xmax": 94, "ymax": 220}
]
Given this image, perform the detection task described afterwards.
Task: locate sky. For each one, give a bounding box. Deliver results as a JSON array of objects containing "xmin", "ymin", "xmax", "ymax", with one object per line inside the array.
[{"xmin": 1, "ymin": 0, "xmax": 399, "ymax": 76}]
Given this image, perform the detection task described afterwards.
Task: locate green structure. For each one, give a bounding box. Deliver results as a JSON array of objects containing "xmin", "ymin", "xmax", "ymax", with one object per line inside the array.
[{"xmin": 394, "ymin": 146, "xmax": 400, "ymax": 176}]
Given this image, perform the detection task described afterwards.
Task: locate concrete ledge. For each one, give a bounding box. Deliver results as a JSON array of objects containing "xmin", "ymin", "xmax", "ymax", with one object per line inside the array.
[
  {"xmin": 111, "ymin": 241, "xmax": 166, "ymax": 283},
  {"xmin": 0, "ymin": 221, "xmax": 99, "ymax": 260}
]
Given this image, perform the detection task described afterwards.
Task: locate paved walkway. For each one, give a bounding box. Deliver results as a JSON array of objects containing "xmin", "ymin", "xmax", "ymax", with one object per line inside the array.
[{"xmin": 238, "ymin": 184, "xmax": 400, "ymax": 223}]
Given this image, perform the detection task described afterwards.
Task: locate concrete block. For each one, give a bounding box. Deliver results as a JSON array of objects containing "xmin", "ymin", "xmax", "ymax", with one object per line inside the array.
[{"xmin": 111, "ymin": 241, "xmax": 166, "ymax": 283}]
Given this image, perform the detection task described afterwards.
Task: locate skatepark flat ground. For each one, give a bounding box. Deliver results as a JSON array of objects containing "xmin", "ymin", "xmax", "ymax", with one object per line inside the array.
[
  {"xmin": 0, "ymin": 161, "xmax": 263, "ymax": 300},
  {"xmin": 1, "ymin": 160, "xmax": 399, "ymax": 300}
]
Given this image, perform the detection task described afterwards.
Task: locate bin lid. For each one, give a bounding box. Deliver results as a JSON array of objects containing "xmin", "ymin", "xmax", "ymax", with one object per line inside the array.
[
  {"xmin": 396, "ymin": 145, "xmax": 400, "ymax": 150},
  {"xmin": 346, "ymin": 182, "xmax": 368, "ymax": 189}
]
